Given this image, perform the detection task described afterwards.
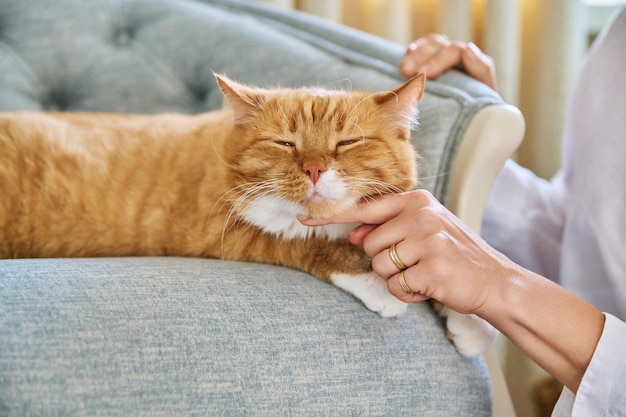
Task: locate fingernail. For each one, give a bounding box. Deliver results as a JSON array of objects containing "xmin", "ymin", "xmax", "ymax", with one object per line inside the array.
[
  {"xmin": 399, "ymin": 61, "xmax": 416, "ymax": 77},
  {"xmin": 466, "ymin": 42, "xmax": 479, "ymax": 60}
]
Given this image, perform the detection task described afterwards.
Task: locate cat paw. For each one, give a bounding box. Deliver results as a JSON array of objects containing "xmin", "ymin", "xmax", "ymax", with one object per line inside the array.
[
  {"xmin": 331, "ymin": 272, "xmax": 408, "ymax": 318},
  {"xmin": 370, "ymin": 291, "xmax": 409, "ymax": 318},
  {"xmin": 443, "ymin": 309, "xmax": 498, "ymax": 357}
]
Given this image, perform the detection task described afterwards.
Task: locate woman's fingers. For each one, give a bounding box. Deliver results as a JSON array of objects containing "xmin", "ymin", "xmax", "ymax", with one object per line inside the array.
[
  {"xmin": 414, "ymin": 41, "xmax": 466, "ymax": 80},
  {"xmin": 401, "ymin": 34, "xmax": 498, "ymax": 92},
  {"xmin": 388, "ymin": 269, "xmax": 431, "ymax": 303},
  {"xmin": 400, "ymin": 33, "xmax": 455, "ymax": 78},
  {"xmin": 370, "ymin": 238, "xmax": 416, "ymax": 279},
  {"xmin": 298, "ymin": 192, "xmax": 411, "ymax": 226},
  {"xmin": 460, "ymin": 42, "xmax": 498, "ymax": 90}
]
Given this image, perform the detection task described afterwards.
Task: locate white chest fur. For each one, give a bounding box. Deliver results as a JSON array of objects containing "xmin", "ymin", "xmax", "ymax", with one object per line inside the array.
[{"xmin": 242, "ymin": 196, "xmax": 356, "ymax": 240}]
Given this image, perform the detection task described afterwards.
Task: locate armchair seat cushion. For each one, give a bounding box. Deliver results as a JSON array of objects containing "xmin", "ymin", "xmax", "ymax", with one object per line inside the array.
[{"xmin": 1, "ymin": 257, "xmax": 492, "ymax": 416}]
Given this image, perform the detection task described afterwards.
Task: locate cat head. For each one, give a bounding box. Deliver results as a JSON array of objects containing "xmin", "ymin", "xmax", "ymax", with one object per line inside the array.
[{"xmin": 215, "ymin": 74, "xmax": 425, "ymax": 221}]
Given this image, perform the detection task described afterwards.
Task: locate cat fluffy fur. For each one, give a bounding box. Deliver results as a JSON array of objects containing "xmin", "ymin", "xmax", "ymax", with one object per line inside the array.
[
  {"xmin": 0, "ymin": 75, "xmax": 420, "ymax": 276},
  {"xmin": 0, "ymin": 74, "xmax": 496, "ymax": 356}
]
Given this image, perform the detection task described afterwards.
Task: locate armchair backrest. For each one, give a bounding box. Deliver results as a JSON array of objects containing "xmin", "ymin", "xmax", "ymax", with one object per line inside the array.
[{"xmin": 0, "ymin": 0, "xmax": 506, "ymax": 207}]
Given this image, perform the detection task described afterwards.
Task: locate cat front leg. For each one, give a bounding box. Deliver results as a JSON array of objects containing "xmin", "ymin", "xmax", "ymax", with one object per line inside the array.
[
  {"xmin": 331, "ymin": 271, "xmax": 408, "ymax": 318},
  {"xmin": 261, "ymin": 235, "xmax": 407, "ymax": 318},
  {"xmin": 298, "ymin": 239, "xmax": 408, "ymax": 318},
  {"xmin": 221, "ymin": 223, "xmax": 408, "ymax": 318},
  {"xmin": 434, "ymin": 303, "xmax": 498, "ymax": 357}
]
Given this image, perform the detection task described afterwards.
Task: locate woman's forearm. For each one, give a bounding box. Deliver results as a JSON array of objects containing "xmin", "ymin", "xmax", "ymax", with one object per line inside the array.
[{"xmin": 482, "ymin": 265, "xmax": 605, "ymax": 392}]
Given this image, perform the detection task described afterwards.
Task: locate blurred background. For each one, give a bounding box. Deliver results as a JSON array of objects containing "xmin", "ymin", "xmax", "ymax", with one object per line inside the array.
[
  {"xmin": 253, "ymin": 1, "xmax": 623, "ymax": 416},
  {"xmin": 257, "ymin": 0, "xmax": 623, "ymax": 182}
]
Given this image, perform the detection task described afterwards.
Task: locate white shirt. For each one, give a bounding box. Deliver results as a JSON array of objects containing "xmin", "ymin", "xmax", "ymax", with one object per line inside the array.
[
  {"xmin": 552, "ymin": 314, "xmax": 626, "ymax": 417},
  {"xmin": 481, "ymin": 8, "xmax": 626, "ymax": 417}
]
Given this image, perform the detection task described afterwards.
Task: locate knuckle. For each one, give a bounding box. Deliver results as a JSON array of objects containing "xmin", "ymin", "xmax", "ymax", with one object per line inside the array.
[
  {"xmin": 417, "ymin": 206, "xmax": 442, "ymax": 229},
  {"xmin": 362, "ymin": 237, "xmax": 379, "ymax": 259},
  {"xmin": 424, "ymin": 32, "xmax": 441, "ymax": 42},
  {"xmin": 450, "ymin": 40, "xmax": 466, "ymax": 51},
  {"xmin": 428, "ymin": 231, "xmax": 451, "ymax": 250},
  {"xmin": 411, "ymin": 188, "xmax": 434, "ymax": 205},
  {"xmin": 422, "ymin": 33, "xmax": 451, "ymax": 48},
  {"xmin": 371, "ymin": 253, "xmax": 389, "ymax": 277},
  {"xmin": 387, "ymin": 279, "xmax": 414, "ymax": 302}
]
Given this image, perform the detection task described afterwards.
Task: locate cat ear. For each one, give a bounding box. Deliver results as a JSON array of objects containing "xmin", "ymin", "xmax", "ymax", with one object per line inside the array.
[
  {"xmin": 373, "ymin": 73, "xmax": 426, "ymax": 137},
  {"xmin": 214, "ymin": 74, "xmax": 266, "ymax": 125}
]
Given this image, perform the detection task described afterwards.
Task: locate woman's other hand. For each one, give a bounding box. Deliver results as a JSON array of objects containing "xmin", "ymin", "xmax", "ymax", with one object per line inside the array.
[{"xmin": 400, "ymin": 33, "xmax": 498, "ymax": 91}]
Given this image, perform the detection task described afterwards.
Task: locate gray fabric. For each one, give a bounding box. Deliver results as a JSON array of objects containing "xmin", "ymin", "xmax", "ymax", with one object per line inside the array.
[
  {"xmin": 0, "ymin": 258, "xmax": 491, "ymax": 417},
  {"xmin": 0, "ymin": 0, "xmax": 498, "ymax": 415}
]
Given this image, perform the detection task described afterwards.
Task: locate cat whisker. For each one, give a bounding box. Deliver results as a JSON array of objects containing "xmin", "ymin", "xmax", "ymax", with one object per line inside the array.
[
  {"xmin": 344, "ymin": 122, "xmax": 366, "ymax": 144},
  {"xmin": 205, "ymin": 181, "xmax": 262, "ymax": 234},
  {"xmin": 217, "ymin": 179, "xmax": 293, "ymax": 258},
  {"xmin": 202, "ymin": 180, "xmax": 270, "ymax": 243},
  {"xmin": 415, "ymin": 171, "xmax": 453, "ymax": 183},
  {"xmin": 344, "ymin": 92, "xmax": 382, "ymax": 122},
  {"xmin": 210, "ymin": 136, "xmax": 239, "ymax": 170},
  {"xmin": 275, "ymin": 98, "xmax": 294, "ymax": 126},
  {"xmin": 220, "ymin": 186, "xmax": 267, "ymax": 259},
  {"xmin": 350, "ymin": 177, "xmax": 407, "ymax": 197},
  {"xmin": 335, "ymin": 76, "xmax": 352, "ymax": 93}
]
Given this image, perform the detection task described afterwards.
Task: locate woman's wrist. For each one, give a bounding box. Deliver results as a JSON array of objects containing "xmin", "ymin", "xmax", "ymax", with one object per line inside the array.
[
  {"xmin": 467, "ymin": 249, "xmax": 524, "ymax": 322},
  {"xmin": 477, "ymin": 259, "xmax": 604, "ymax": 392}
]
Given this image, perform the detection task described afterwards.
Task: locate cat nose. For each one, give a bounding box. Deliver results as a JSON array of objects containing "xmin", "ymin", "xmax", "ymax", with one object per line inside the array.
[{"xmin": 303, "ymin": 160, "xmax": 326, "ymax": 184}]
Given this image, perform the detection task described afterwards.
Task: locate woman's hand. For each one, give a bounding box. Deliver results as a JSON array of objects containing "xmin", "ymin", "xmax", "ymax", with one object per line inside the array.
[
  {"xmin": 299, "ymin": 189, "xmax": 605, "ymax": 393},
  {"xmin": 299, "ymin": 189, "xmax": 513, "ymax": 316},
  {"xmin": 399, "ymin": 33, "xmax": 498, "ymax": 91}
]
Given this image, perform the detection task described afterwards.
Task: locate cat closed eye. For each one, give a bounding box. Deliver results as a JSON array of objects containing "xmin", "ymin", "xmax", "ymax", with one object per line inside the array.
[
  {"xmin": 274, "ymin": 140, "xmax": 296, "ymax": 147},
  {"xmin": 336, "ymin": 139, "xmax": 361, "ymax": 147}
]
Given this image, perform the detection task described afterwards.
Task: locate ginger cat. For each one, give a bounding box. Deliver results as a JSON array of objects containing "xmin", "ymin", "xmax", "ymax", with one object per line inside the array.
[{"xmin": 0, "ymin": 74, "xmax": 496, "ymax": 357}]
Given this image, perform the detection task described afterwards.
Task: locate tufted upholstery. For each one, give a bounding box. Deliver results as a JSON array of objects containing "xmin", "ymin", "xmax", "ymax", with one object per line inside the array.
[
  {"xmin": 0, "ymin": 0, "xmax": 507, "ymax": 416},
  {"xmin": 0, "ymin": 0, "xmax": 501, "ymax": 201}
]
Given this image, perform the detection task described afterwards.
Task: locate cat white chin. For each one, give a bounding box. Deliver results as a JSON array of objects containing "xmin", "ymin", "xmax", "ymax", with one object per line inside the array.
[{"xmin": 242, "ymin": 195, "xmax": 357, "ymax": 241}]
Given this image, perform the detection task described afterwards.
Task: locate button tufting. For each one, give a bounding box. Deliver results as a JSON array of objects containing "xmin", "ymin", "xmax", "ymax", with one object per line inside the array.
[
  {"xmin": 40, "ymin": 89, "xmax": 72, "ymax": 111},
  {"xmin": 185, "ymin": 80, "xmax": 210, "ymax": 103},
  {"xmin": 112, "ymin": 27, "xmax": 134, "ymax": 47},
  {"xmin": 43, "ymin": 102, "xmax": 62, "ymax": 112},
  {"xmin": 190, "ymin": 88, "xmax": 208, "ymax": 102}
]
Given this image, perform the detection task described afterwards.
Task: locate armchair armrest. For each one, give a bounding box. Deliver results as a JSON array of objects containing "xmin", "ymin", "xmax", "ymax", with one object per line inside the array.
[{"xmin": 448, "ymin": 103, "xmax": 526, "ymax": 417}]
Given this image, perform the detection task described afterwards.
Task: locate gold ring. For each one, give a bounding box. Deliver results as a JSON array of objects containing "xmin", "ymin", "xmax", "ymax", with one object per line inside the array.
[
  {"xmin": 389, "ymin": 243, "xmax": 408, "ymax": 272},
  {"xmin": 398, "ymin": 270, "xmax": 415, "ymax": 294}
]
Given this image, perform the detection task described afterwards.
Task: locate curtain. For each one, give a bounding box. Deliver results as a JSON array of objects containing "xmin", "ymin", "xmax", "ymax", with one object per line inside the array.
[{"xmin": 261, "ymin": 0, "xmax": 587, "ymax": 181}]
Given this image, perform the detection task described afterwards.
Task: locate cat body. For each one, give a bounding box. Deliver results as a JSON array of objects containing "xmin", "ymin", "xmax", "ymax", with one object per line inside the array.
[{"xmin": 0, "ymin": 74, "xmax": 496, "ymax": 356}]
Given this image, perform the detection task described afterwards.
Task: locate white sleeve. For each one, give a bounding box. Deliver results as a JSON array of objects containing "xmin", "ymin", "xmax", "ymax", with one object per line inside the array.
[
  {"xmin": 551, "ymin": 313, "xmax": 626, "ymax": 416},
  {"xmin": 480, "ymin": 159, "xmax": 567, "ymax": 283}
]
